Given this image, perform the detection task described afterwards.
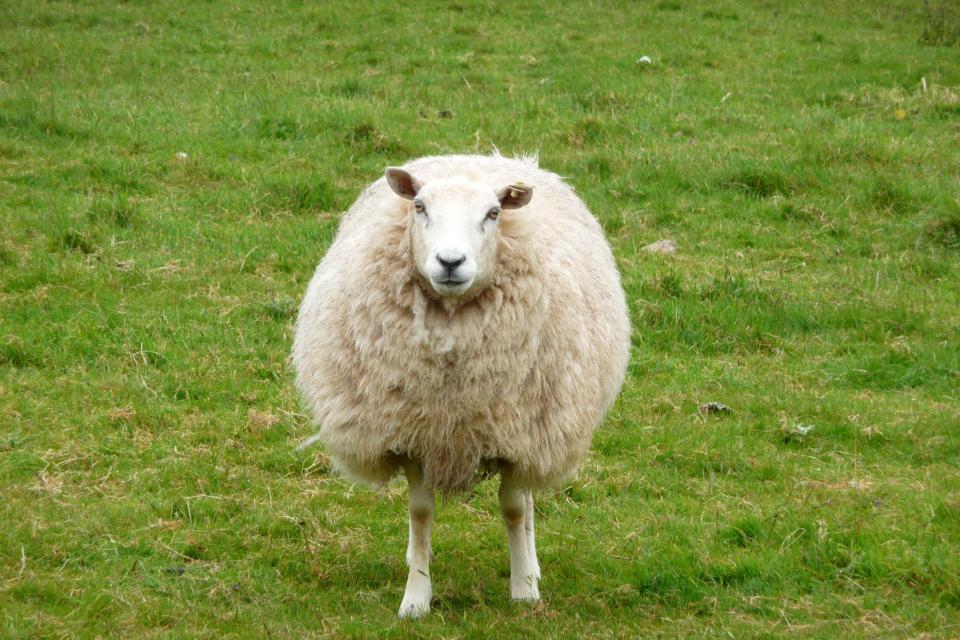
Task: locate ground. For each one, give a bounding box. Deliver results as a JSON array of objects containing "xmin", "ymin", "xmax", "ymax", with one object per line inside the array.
[{"xmin": 1, "ymin": 1, "xmax": 959, "ymax": 638}]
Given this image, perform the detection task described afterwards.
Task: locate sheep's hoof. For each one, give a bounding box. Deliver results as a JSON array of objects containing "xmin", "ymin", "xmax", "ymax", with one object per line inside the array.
[
  {"xmin": 397, "ymin": 598, "xmax": 430, "ymax": 619},
  {"xmin": 511, "ymin": 577, "xmax": 541, "ymax": 602},
  {"xmin": 398, "ymin": 570, "xmax": 432, "ymax": 619}
]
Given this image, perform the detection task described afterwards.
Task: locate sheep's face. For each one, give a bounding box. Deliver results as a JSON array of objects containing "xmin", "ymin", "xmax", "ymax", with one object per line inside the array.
[{"xmin": 385, "ymin": 168, "xmax": 532, "ymax": 298}]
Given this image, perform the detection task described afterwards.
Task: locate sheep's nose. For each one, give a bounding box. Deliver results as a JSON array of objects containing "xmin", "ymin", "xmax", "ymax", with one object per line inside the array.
[{"xmin": 436, "ymin": 254, "xmax": 466, "ymax": 272}]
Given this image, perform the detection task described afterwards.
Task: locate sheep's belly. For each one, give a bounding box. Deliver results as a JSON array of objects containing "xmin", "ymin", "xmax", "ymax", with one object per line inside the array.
[{"xmin": 320, "ymin": 364, "xmax": 594, "ymax": 492}]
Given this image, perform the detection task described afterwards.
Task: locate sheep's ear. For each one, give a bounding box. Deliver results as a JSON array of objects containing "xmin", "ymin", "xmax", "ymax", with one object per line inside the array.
[
  {"xmin": 385, "ymin": 167, "xmax": 422, "ymax": 200},
  {"xmin": 497, "ymin": 183, "xmax": 533, "ymax": 209}
]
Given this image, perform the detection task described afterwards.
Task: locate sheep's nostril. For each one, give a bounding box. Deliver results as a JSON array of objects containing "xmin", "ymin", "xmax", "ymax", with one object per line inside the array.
[{"xmin": 436, "ymin": 254, "xmax": 466, "ymax": 272}]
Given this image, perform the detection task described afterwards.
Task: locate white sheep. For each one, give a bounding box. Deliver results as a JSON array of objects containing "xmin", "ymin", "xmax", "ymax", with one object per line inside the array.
[{"xmin": 293, "ymin": 153, "xmax": 631, "ymax": 618}]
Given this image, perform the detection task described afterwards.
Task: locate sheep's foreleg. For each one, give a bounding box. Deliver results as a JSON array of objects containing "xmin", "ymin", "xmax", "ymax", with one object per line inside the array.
[
  {"xmin": 499, "ymin": 470, "xmax": 541, "ymax": 601},
  {"xmin": 524, "ymin": 490, "xmax": 541, "ymax": 579},
  {"xmin": 398, "ymin": 462, "xmax": 434, "ymax": 619}
]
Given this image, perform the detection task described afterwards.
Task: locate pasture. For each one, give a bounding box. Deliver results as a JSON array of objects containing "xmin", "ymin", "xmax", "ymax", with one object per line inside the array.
[{"xmin": 1, "ymin": 1, "xmax": 959, "ymax": 637}]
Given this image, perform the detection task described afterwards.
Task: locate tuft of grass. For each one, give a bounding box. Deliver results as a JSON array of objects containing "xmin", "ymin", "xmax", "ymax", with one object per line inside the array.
[
  {"xmin": 926, "ymin": 200, "xmax": 960, "ymax": 248},
  {"xmin": 780, "ymin": 201, "xmax": 828, "ymax": 224},
  {"xmin": 920, "ymin": 0, "xmax": 960, "ymax": 46},
  {"xmin": 720, "ymin": 164, "xmax": 791, "ymax": 198},
  {"xmin": 263, "ymin": 295, "xmax": 297, "ymax": 321},
  {"xmin": 255, "ymin": 115, "xmax": 306, "ymax": 141},
  {"xmin": 54, "ymin": 228, "xmax": 98, "ymax": 254},
  {"xmin": 869, "ymin": 175, "xmax": 917, "ymax": 215},
  {"xmin": 343, "ymin": 121, "xmax": 412, "ymax": 157},
  {"xmin": 0, "ymin": 339, "xmax": 41, "ymax": 369},
  {"xmin": 259, "ymin": 176, "xmax": 341, "ymax": 216},
  {"xmin": 0, "ymin": 100, "xmax": 90, "ymax": 141},
  {"xmin": 87, "ymin": 195, "xmax": 140, "ymax": 228},
  {"xmin": 702, "ymin": 10, "xmax": 739, "ymax": 21},
  {"xmin": 0, "ymin": 241, "xmax": 16, "ymax": 266}
]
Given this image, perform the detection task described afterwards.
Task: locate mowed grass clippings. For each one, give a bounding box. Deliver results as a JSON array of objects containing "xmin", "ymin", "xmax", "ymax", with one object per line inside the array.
[{"xmin": 1, "ymin": 1, "xmax": 959, "ymax": 638}]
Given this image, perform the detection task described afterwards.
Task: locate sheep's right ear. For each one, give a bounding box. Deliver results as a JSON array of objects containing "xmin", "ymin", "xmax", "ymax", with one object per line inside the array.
[{"xmin": 385, "ymin": 167, "xmax": 422, "ymax": 200}]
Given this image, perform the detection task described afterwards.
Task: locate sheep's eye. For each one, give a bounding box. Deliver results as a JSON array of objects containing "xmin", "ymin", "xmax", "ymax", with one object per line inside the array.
[
  {"xmin": 413, "ymin": 201, "xmax": 426, "ymax": 215},
  {"xmin": 487, "ymin": 208, "xmax": 500, "ymax": 221}
]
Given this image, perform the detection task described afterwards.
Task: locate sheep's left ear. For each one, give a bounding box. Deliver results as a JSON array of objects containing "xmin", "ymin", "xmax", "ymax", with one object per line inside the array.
[
  {"xmin": 497, "ymin": 183, "xmax": 533, "ymax": 209},
  {"xmin": 385, "ymin": 167, "xmax": 422, "ymax": 200}
]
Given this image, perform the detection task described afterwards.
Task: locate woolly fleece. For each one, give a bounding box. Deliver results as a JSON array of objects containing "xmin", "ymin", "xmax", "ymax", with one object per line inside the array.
[{"xmin": 293, "ymin": 154, "xmax": 630, "ymax": 492}]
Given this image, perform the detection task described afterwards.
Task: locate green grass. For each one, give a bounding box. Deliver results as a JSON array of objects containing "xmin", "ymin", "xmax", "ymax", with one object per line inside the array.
[{"xmin": 2, "ymin": 0, "xmax": 959, "ymax": 637}]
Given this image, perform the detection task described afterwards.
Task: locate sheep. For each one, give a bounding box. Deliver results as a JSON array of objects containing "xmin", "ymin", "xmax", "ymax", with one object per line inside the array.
[{"xmin": 292, "ymin": 153, "xmax": 631, "ymax": 618}]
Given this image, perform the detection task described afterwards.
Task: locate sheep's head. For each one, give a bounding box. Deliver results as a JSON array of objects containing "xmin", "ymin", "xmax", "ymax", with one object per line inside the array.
[{"xmin": 385, "ymin": 167, "xmax": 532, "ymax": 298}]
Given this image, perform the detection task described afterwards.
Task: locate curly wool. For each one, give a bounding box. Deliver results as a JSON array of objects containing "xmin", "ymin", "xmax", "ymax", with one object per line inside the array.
[{"xmin": 293, "ymin": 154, "xmax": 631, "ymax": 493}]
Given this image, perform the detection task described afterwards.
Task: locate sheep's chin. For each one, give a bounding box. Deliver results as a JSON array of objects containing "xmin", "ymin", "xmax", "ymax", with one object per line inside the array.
[{"xmin": 429, "ymin": 277, "xmax": 473, "ymax": 297}]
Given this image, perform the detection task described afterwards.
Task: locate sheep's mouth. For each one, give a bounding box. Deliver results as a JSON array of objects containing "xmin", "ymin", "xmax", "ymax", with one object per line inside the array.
[{"xmin": 429, "ymin": 275, "xmax": 473, "ymax": 296}]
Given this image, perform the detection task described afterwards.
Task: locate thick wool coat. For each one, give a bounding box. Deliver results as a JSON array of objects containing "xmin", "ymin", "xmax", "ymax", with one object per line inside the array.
[{"xmin": 293, "ymin": 155, "xmax": 631, "ymax": 492}]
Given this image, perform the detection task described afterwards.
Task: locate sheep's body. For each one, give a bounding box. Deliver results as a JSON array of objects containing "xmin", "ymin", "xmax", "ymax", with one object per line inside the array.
[
  {"xmin": 293, "ymin": 154, "xmax": 630, "ymax": 494},
  {"xmin": 294, "ymin": 154, "xmax": 630, "ymax": 615}
]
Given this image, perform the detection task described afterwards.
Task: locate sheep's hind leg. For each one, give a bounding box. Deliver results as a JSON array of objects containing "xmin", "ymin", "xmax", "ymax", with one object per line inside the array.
[
  {"xmin": 499, "ymin": 469, "xmax": 540, "ymax": 601},
  {"xmin": 524, "ymin": 490, "xmax": 541, "ymax": 580},
  {"xmin": 398, "ymin": 461, "xmax": 434, "ymax": 619}
]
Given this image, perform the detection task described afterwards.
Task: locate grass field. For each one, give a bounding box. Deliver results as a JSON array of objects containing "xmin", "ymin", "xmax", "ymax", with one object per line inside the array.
[{"xmin": 2, "ymin": 0, "xmax": 959, "ymax": 637}]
